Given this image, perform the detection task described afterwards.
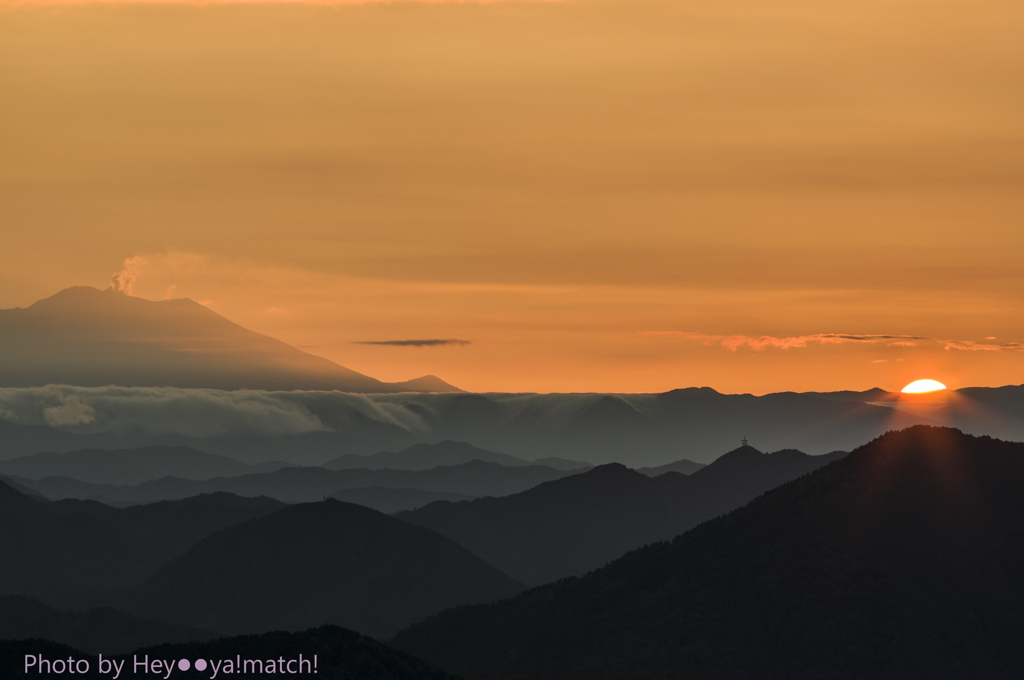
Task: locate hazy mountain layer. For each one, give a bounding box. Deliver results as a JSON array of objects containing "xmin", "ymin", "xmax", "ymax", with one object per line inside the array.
[
  {"xmin": 0, "ymin": 446, "xmax": 295, "ymax": 485},
  {"xmin": 14, "ymin": 461, "xmax": 583, "ymax": 505},
  {"xmin": 0, "ymin": 286, "xmax": 459, "ymax": 393},
  {"xmin": 391, "ymin": 427, "xmax": 1024, "ymax": 679},
  {"xmin": 399, "ymin": 447, "xmax": 843, "ymax": 585},
  {"xmin": 0, "ymin": 626, "xmax": 457, "ymax": 680},
  {"xmin": 325, "ymin": 440, "xmax": 590, "ymax": 472},
  {"xmin": 128, "ymin": 500, "xmax": 524, "ymax": 639},
  {"xmin": 330, "ymin": 487, "xmax": 474, "ymax": 514}
]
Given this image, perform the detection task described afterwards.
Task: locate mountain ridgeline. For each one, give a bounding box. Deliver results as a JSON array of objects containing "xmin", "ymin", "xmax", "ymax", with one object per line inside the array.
[
  {"xmin": 391, "ymin": 427, "xmax": 1024, "ymax": 679},
  {"xmin": 11, "ymin": 459, "xmax": 586, "ymax": 507},
  {"xmin": 324, "ymin": 440, "xmax": 591, "ymax": 472},
  {"xmin": 635, "ymin": 458, "xmax": 706, "ymax": 476},
  {"xmin": 0, "ymin": 446, "xmax": 296, "ymax": 486}
]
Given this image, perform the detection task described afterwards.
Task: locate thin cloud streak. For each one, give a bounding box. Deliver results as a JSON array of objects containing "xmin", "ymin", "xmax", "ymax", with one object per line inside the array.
[
  {"xmin": 643, "ymin": 332, "xmax": 1024, "ymax": 353},
  {"xmin": 356, "ymin": 339, "xmax": 472, "ymax": 347},
  {"xmin": 944, "ymin": 341, "xmax": 1024, "ymax": 352}
]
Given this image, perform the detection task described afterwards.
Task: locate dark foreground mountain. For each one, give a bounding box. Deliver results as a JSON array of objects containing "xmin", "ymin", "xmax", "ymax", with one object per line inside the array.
[
  {"xmin": 0, "ymin": 596, "xmax": 211, "ymax": 654},
  {"xmin": 0, "ymin": 625, "xmax": 457, "ymax": 679},
  {"xmin": 392, "ymin": 427, "xmax": 1024, "ymax": 680},
  {"xmin": 17, "ymin": 460, "xmax": 582, "ymax": 504},
  {"xmin": 128, "ymin": 499, "xmax": 524, "ymax": 639},
  {"xmin": 400, "ymin": 446, "xmax": 843, "ymax": 585},
  {"xmin": 0, "ymin": 286, "xmax": 459, "ymax": 393},
  {"xmin": 325, "ymin": 440, "xmax": 590, "ymax": 472},
  {"xmin": 0, "ymin": 482, "xmax": 283, "ymax": 606},
  {"xmin": 0, "ymin": 446, "xmax": 294, "ymax": 486}
]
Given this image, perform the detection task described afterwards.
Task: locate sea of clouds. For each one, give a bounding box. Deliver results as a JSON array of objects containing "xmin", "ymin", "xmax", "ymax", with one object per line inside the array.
[{"xmin": 0, "ymin": 385, "xmax": 614, "ymax": 440}]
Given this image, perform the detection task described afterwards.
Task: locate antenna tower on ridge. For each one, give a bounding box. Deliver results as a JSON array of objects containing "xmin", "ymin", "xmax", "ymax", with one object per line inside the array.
[{"xmin": 741, "ymin": 436, "xmax": 748, "ymax": 447}]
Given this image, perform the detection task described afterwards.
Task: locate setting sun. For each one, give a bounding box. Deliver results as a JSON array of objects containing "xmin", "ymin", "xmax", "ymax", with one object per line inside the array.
[{"xmin": 902, "ymin": 379, "xmax": 948, "ymax": 394}]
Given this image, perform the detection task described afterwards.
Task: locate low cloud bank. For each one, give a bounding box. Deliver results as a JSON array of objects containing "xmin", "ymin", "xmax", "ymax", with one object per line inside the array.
[
  {"xmin": 0, "ymin": 386, "xmax": 329, "ymax": 438},
  {"xmin": 0, "ymin": 386, "xmax": 601, "ymax": 440},
  {"xmin": 2, "ymin": 385, "xmax": 1022, "ymax": 467}
]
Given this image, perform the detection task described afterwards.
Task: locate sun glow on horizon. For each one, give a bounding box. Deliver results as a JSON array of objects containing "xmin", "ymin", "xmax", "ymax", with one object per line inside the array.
[{"xmin": 901, "ymin": 379, "xmax": 947, "ymax": 394}]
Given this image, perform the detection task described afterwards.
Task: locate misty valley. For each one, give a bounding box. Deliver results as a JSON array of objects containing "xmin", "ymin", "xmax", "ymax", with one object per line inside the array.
[{"xmin": 5, "ymin": 426, "xmax": 1024, "ymax": 679}]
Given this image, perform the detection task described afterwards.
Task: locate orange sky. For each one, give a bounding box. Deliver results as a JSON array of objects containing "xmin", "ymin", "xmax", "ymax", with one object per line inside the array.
[{"xmin": 1, "ymin": 0, "xmax": 1023, "ymax": 394}]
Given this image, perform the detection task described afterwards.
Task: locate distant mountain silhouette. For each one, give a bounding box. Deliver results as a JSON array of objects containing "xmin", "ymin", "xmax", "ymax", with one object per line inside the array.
[
  {"xmin": 391, "ymin": 427, "xmax": 1024, "ymax": 679},
  {"xmin": 15, "ymin": 460, "xmax": 584, "ymax": 505},
  {"xmin": 0, "ymin": 596, "xmax": 211, "ymax": 654},
  {"xmin": 0, "ymin": 482, "xmax": 284, "ymax": 606},
  {"xmin": 0, "ymin": 446, "xmax": 294, "ymax": 486},
  {"xmin": 330, "ymin": 487, "xmax": 474, "ymax": 514},
  {"xmin": 399, "ymin": 446, "xmax": 842, "ymax": 585},
  {"xmin": 325, "ymin": 441, "xmax": 591, "ymax": 472},
  {"xmin": 0, "ymin": 625, "xmax": 457, "ymax": 679},
  {"xmin": 635, "ymin": 457, "xmax": 705, "ymax": 476},
  {"xmin": 128, "ymin": 500, "xmax": 523, "ymax": 639},
  {"xmin": 0, "ymin": 286, "xmax": 460, "ymax": 393}
]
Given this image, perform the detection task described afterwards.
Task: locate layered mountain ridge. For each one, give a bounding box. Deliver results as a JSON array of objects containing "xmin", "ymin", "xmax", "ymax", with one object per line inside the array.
[
  {"xmin": 391, "ymin": 426, "xmax": 1024, "ymax": 679},
  {"xmin": 399, "ymin": 446, "xmax": 844, "ymax": 585}
]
